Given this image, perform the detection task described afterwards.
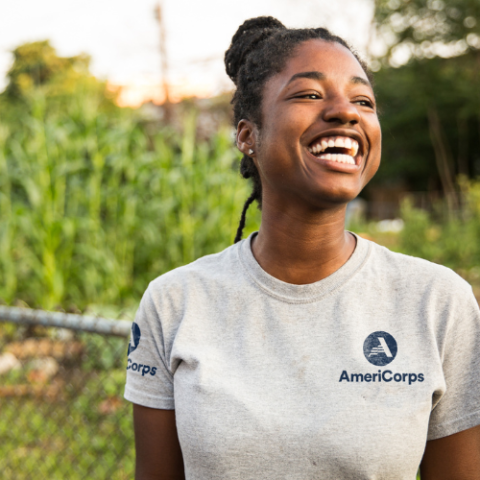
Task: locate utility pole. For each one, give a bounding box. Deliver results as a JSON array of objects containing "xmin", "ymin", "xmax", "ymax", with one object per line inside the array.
[{"xmin": 154, "ymin": 1, "xmax": 172, "ymax": 122}]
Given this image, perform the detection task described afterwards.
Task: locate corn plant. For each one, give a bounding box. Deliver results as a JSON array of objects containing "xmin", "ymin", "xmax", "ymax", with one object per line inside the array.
[{"xmin": 0, "ymin": 90, "xmax": 260, "ymax": 310}]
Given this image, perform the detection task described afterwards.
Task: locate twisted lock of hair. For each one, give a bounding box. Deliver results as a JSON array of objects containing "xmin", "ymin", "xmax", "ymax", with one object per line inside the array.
[
  {"xmin": 234, "ymin": 152, "xmax": 263, "ymax": 243},
  {"xmin": 233, "ymin": 190, "xmax": 256, "ymax": 244},
  {"xmin": 225, "ymin": 17, "xmax": 286, "ymax": 84}
]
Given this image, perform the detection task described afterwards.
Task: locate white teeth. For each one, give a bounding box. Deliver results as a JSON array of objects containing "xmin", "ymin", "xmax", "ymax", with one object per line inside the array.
[
  {"xmin": 308, "ymin": 136, "xmax": 360, "ymax": 160},
  {"xmin": 318, "ymin": 153, "xmax": 356, "ymax": 165},
  {"xmin": 310, "ymin": 143, "xmax": 324, "ymax": 154}
]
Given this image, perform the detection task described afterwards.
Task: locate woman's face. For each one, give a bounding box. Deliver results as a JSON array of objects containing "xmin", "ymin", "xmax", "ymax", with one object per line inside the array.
[{"xmin": 251, "ymin": 39, "xmax": 381, "ymax": 210}]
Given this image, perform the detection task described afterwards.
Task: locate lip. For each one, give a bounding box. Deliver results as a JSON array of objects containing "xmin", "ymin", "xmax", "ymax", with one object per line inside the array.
[{"xmin": 304, "ymin": 128, "xmax": 367, "ymax": 170}]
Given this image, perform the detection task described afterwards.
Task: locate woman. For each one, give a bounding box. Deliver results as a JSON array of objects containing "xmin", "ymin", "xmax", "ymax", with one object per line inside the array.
[{"xmin": 125, "ymin": 17, "xmax": 480, "ymax": 480}]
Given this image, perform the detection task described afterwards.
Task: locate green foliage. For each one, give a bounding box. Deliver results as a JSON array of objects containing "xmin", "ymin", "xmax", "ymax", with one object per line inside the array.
[
  {"xmin": 371, "ymin": 52, "xmax": 480, "ymax": 191},
  {"xmin": 398, "ymin": 178, "xmax": 480, "ymax": 272},
  {"xmin": 2, "ymin": 40, "xmax": 112, "ymax": 104},
  {"xmin": 0, "ymin": 88, "xmax": 259, "ymax": 310},
  {"xmin": 0, "ymin": 39, "xmax": 260, "ymax": 311},
  {"xmin": 374, "ymin": 0, "xmax": 480, "ymax": 63},
  {"xmin": 370, "ymin": 0, "xmax": 480, "ymax": 194}
]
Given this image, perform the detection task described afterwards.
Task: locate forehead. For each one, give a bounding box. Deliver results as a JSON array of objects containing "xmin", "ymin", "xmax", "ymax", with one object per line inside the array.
[{"xmin": 267, "ymin": 39, "xmax": 369, "ymax": 91}]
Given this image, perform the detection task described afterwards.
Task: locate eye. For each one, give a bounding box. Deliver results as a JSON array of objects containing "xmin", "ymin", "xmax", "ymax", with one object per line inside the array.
[
  {"xmin": 297, "ymin": 93, "xmax": 322, "ymax": 100},
  {"xmin": 354, "ymin": 98, "xmax": 375, "ymax": 108}
]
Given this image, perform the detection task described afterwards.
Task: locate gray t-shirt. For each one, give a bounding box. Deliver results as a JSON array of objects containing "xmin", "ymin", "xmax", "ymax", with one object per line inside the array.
[{"xmin": 124, "ymin": 233, "xmax": 480, "ymax": 479}]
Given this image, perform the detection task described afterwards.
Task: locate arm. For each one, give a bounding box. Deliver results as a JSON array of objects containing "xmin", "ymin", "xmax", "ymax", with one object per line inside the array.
[
  {"xmin": 420, "ymin": 425, "xmax": 480, "ymax": 480},
  {"xmin": 133, "ymin": 404, "xmax": 185, "ymax": 480}
]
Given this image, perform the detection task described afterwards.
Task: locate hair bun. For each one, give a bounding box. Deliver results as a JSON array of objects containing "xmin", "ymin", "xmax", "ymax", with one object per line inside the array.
[{"xmin": 225, "ymin": 16, "xmax": 286, "ymax": 83}]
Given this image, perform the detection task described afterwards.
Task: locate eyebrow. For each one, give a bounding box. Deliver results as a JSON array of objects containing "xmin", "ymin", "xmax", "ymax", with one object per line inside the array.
[
  {"xmin": 287, "ymin": 71, "xmax": 325, "ymax": 84},
  {"xmin": 287, "ymin": 71, "xmax": 371, "ymax": 88},
  {"xmin": 350, "ymin": 75, "xmax": 370, "ymax": 87}
]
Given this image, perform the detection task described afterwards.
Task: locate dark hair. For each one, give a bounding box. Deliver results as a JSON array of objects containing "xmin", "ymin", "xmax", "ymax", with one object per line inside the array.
[{"xmin": 225, "ymin": 16, "xmax": 371, "ymax": 243}]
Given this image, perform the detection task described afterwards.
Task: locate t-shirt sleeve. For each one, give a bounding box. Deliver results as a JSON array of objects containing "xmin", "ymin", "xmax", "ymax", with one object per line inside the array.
[
  {"xmin": 427, "ymin": 284, "xmax": 480, "ymax": 440},
  {"xmin": 124, "ymin": 285, "xmax": 175, "ymax": 409}
]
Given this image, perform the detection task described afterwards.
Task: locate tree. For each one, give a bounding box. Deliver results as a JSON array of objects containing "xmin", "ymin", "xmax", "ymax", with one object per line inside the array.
[
  {"xmin": 367, "ymin": 0, "xmax": 480, "ymax": 209},
  {"xmin": 372, "ymin": 53, "xmax": 480, "ymax": 193},
  {"xmin": 374, "ymin": 0, "xmax": 480, "ymax": 65},
  {"xmin": 1, "ymin": 40, "xmax": 116, "ymax": 108}
]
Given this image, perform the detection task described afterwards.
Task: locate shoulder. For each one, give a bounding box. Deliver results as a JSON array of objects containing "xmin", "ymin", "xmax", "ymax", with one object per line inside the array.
[
  {"xmin": 134, "ymin": 242, "xmax": 244, "ymax": 337},
  {"xmin": 145, "ymin": 241, "xmax": 242, "ymax": 303},
  {"xmin": 361, "ymin": 237, "xmax": 472, "ymax": 297}
]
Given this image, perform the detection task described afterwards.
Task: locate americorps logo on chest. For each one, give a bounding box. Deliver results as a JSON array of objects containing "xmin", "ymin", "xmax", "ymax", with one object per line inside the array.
[
  {"xmin": 363, "ymin": 331, "xmax": 398, "ymax": 366},
  {"xmin": 338, "ymin": 331, "xmax": 425, "ymax": 385}
]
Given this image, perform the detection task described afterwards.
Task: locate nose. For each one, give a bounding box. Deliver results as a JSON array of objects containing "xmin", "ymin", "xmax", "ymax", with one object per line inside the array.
[{"xmin": 322, "ymin": 97, "xmax": 360, "ymax": 125}]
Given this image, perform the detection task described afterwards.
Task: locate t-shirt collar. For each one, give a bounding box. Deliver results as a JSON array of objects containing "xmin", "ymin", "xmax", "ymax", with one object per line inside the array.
[{"xmin": 238, "ymin": 231, "xmax": 371, "ymax": 303}]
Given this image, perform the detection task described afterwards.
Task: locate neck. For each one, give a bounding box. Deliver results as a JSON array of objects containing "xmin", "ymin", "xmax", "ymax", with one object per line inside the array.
[{"xmin": 251, "ymin": 198, "xmax": 355, "ymax": 285}]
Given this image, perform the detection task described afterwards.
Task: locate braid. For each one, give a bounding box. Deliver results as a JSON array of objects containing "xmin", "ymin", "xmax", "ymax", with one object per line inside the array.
[
  {"xmin": 225, "ymin": 17, "xmax": 372, "ymax": 243},
  {"xmin": 234, "ymin": 191, "xmax": 256, "ymax": 243}
]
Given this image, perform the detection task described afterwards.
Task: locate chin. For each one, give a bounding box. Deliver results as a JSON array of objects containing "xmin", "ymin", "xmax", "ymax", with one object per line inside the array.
[{"xmin": 306, "ymin": 186, "xmax": 361, "ymax": 208}]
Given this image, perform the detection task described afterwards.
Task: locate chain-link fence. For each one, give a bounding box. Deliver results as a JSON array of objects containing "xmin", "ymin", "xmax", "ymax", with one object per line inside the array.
[{"xmin": 0, "ymin": 306, "xmax": 134, "ymax": 480}]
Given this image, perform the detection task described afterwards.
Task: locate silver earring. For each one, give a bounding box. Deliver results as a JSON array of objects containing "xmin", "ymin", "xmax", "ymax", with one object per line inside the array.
[{"xmin": 248, "ymin": 149, "xmax": 254, "ymax": 155}]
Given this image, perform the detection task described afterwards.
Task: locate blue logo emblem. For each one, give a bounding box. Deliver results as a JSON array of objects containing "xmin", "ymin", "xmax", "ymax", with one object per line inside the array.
[
  {"xmin": 363, "ymin": 331, "xmax": 397, "ymax": 366},
  {"xmin": 127, "ymin": 322, "xmax": 141, "ymax": 356}
]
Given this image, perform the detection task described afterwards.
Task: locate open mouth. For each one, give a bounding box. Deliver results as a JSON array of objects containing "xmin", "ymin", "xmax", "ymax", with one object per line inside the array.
[{"xmin": 307, "ymin": 136, "xmax": 360, "ymax": 165}]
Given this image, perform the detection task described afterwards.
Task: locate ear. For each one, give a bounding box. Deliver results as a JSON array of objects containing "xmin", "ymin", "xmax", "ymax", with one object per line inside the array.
[{"xmin": 236, "ymin": 119, "xmax": 257, "ymax": 158}]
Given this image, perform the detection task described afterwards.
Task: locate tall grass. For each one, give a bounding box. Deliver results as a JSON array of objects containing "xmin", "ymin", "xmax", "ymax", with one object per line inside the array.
[{"xmin": 0, "ymin": 91, "xmax": 260, "ymax": 310}]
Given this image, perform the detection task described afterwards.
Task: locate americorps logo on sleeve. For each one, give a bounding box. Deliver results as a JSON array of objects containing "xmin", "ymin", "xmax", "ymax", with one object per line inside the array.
[
  {"xmin": 126, "ymin": 322, "xmax": 157, "ymax": 377},
  {"xmin": 363, "ymin": 331, "xmax": 398, "ymax": 366},
  {"xmin": 127, "ymin": 322, "xmax": 141, "ymax": 356}
]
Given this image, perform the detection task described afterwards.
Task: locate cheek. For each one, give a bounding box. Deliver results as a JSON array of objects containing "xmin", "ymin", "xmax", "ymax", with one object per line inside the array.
[
  {"xmin": 261, "ymin": 115, "xmax": 305, "ymax": 162},
  {"xmin": 367, "ymin": 117, "xmax": 382, "ymax": 158},
  {"xmin": 372, "ymin": 116, "xmax": 382, "ymax": 144},
  {"xmin": 374, "ymin": 126, "xmax": 382, "ymax": 165},
  {"xmin": 256, "ymin": 123, "xmax": 294, "ymax": 173},
  {"xmin": 365, "ymin": 122, "xmax": 382, "ymax": 179},
  {"xmin": 256, "ymin": 143, "xmax": 289, "ymax": 181}
]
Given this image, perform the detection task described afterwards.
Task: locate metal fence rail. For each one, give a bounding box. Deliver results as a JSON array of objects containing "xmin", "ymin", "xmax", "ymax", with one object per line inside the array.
[
  {"xmin": 0, "ymin": 307, "xmax": 134, "ymax": 480},
  {"xmin": 0, "ymin": 306, "xmax": 132, "ymax": 337}
]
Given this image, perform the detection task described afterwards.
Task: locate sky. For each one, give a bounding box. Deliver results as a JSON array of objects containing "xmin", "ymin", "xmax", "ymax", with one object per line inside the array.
[{"xmin": 0, "ymin": 0, "xmax": 375, "ymax": 106}]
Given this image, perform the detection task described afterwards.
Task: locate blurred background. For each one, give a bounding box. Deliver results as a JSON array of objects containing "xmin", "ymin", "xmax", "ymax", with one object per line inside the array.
[{"xmin": 0, "ymin": 0, "xmax": 479, "ymax": 478}]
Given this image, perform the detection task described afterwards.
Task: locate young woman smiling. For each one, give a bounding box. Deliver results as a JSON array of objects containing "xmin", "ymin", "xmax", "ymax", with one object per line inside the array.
[{"xmin": 125, "ymin": 17, "xmax": 480, "ymax": 480}]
